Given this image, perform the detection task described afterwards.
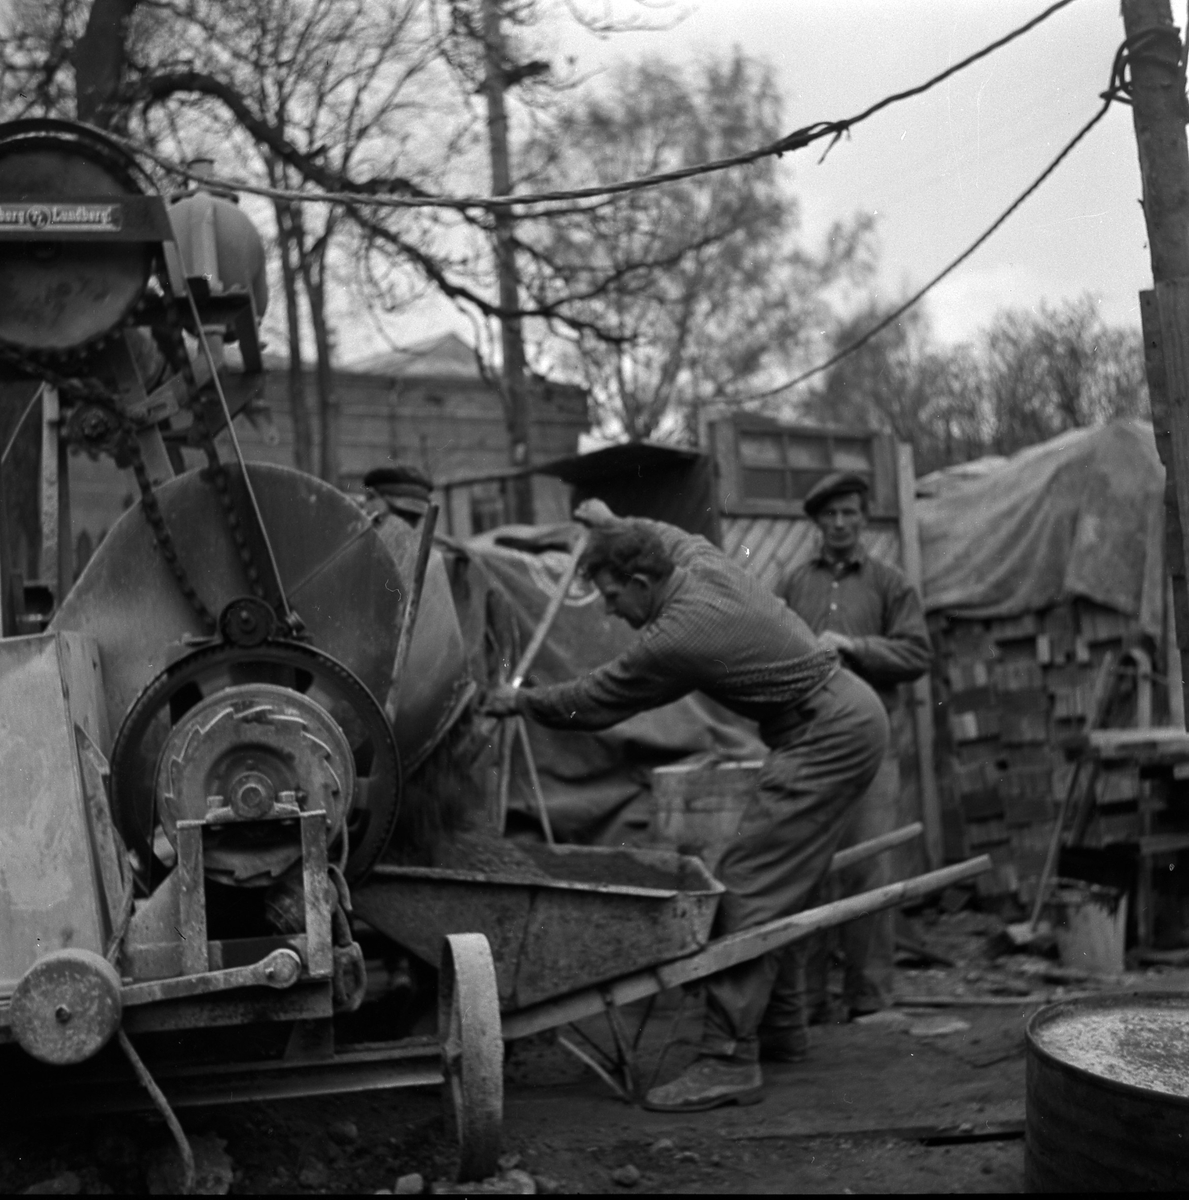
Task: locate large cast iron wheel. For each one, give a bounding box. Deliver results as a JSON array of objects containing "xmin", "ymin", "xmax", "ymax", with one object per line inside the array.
[{"xmin": 439, "ymin": 933, "xmax": 503, "ymax": 1182}]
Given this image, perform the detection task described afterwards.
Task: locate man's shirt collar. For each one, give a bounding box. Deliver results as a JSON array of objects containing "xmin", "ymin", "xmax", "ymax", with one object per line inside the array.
[{"xmin": 813, "ymin": 543, "xmax": 869, "ymax": 572}]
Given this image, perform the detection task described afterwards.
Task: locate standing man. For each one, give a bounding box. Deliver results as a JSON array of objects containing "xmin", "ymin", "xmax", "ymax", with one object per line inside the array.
[
  {"xmin": 482, "ymin": 500, "xmax": 888, "ymax": 1111},
  {"xmin": 780, "ymin": 471, "xmax": 932, "ymax": 1022}
]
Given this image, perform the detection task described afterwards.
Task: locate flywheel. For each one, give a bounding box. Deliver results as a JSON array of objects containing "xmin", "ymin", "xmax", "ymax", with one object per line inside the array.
[
  {"xmin": 110, "ymin": 641, "xmax": 400, "ymax": 885},
  {"xmin": 0, "ymin": 119, "xmax": 154, "ymax": 358}
]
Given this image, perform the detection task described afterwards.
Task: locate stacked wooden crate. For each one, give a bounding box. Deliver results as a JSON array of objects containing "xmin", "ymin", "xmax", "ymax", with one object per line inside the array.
[{"xmin": 930, "ymin": 599, "xmax": 1146, "ymax": 905}]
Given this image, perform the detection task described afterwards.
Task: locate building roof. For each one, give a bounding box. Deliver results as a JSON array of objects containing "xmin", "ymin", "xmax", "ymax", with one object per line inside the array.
[{"xmin": 348, "ymin": 332, "xmax": 481, "ymax": 380}]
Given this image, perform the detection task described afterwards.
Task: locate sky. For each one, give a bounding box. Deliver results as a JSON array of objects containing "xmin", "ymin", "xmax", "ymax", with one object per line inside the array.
[
  {"xmin": 349, "ymin": 0, "xmax": 1151, "ymax": 359},
  {"xmin": 0, "ymin": 0, "xmax": 1155, "ymax": 359},
  {"xmin": 535, "ymin": 0, "xmax": 1150, "ymax": 347}
]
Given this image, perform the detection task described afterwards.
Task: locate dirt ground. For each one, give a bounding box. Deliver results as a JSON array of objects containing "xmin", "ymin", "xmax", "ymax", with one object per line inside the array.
[{"xmin": 3, "ymin": 910, "xmax": 1185, "ymax": 1195}]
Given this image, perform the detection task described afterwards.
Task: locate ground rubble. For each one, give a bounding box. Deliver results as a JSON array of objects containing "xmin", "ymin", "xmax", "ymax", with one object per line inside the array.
[{"xmin": 3, "ymin": 909, "xmax": 1187, "ymax": 1194}]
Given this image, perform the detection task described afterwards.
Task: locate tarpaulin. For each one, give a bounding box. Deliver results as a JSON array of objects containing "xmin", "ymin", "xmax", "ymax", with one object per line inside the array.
[
  {"xmin": 916, "ymin": 420, "xmax": 1166, "ymax": 635},
  {"xmin": 448, "ymin": 524, "xmax": 764, "ymax": 844}
]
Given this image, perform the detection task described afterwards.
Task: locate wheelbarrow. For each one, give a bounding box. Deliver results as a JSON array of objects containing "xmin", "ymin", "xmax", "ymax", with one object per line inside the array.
[{"xmin": 352, "ymin": 823, "xmax": 990, "ymax": 1106}]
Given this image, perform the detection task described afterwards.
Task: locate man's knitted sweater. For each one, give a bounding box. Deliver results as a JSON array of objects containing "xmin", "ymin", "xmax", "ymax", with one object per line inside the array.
[{"xmin": 520, "ymin": 519, "xmax": 837, "ymax": 747}]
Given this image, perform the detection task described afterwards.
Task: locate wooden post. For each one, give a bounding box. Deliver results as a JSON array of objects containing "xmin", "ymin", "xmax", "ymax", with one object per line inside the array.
[
  {"xmin": 483, "ymin": 0, "xmax": 534, "ymax": 526},
  {"xmin": 897, "ymin": 442, "xmax": 944, "ymax": 868},
  {"xmin": 39, "ymin": 385, "xmax": 61, "ymax": 596},
  {"xmin": 1124, "ymin": 0, "xmax": 1189, "ymax": 725}
]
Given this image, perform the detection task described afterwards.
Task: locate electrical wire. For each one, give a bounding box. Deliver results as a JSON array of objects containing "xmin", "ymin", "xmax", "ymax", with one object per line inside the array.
[
  {"xmin": 738, "ymin": 92, "xmax": 1121, "ymax": 403},
  {"xmin": 122, "ymin": 0, "xmax": 1079, "ymax": 214}
]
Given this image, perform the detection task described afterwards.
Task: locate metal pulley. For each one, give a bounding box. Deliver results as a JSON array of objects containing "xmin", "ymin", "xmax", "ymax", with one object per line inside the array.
[
  {"xmin": 155, "ymin": 682, "xmax": 356, "ymax": 887},
  {"xmin": 8, "ymin": 949, "xmax": 123, "ymax": 1065}
]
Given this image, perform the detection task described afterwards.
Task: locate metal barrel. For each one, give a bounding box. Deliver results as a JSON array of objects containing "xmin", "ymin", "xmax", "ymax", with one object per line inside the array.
[{"xmin": 1025, "ymin": 992, "xmax": 1189, "ymax": 1191}]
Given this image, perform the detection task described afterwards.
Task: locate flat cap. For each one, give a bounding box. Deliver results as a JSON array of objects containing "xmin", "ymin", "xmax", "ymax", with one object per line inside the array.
[
  {"xmin": 363, "ymin": 464, "xmax": 433, "ymax": 499},
  {"xmin": 803, "ymin": 471, "xmax": 869, "ymax": 518}
]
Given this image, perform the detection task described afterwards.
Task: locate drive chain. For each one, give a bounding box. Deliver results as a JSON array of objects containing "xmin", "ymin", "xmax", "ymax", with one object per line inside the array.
[{"xmin": 0, "ymin": 283, "xmax": 268, "ymax": 627}]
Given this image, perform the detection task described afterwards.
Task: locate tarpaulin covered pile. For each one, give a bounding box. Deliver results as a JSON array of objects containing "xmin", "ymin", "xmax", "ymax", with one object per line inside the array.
[
  {"xmin": 446, "ymin": 524, "xmax": 763, "ymax": 843},
  {"xmin": 916, "ymin": 420, "xmax": 1166, "ymax": 636}
]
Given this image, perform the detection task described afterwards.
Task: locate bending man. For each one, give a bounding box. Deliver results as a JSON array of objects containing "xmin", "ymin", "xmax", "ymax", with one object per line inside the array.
[{"xmin": 482, "ymin": 501, "xmax": 888, "ymax": 1112}]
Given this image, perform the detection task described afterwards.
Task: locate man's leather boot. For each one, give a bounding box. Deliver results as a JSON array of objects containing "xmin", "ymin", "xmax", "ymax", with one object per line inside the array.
[{"xmin": 643, "ymin": 1057, "xmax": 763, "ymax": 1112}]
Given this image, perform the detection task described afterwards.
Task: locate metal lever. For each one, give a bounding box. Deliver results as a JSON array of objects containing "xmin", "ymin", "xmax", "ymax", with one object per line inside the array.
[{"xmin": 121, "ymin": 947, "xmax": 302, "ymax": 1008}]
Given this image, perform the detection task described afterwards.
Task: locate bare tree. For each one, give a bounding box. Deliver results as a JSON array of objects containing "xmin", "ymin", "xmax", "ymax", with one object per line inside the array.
[
  {"xmin": 515, "ymin": 51, "xmax": 875, "ymax": 441},
  {"xmin": 799, "ymin": 295, "xmax": 1148, "ymax": 474},
  {"xmin": 3, "ymin": 0, "xmax": 452, "ymax": 482}
]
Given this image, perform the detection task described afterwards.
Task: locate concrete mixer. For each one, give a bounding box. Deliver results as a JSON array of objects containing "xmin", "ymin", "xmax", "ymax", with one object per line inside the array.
[
  {"xmin": 0, "ymin": 120, "xmax": 994, "ymax": 1189},
  {"xmin": 0, "ymin": 119, "xmax": 501, "ymax": 1185}
]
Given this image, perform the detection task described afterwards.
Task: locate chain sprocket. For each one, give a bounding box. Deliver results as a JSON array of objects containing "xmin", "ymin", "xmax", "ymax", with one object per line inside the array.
[
  {"xmin": 1, "ymin": 252, "xmax": 276, "ymax": 633},
  {"xmin": 110, "ymin": 640, "xmax": 401, "ymax": 886}
]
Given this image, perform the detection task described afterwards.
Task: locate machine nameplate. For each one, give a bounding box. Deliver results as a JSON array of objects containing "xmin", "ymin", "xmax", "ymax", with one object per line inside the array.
[{"xmin": 0, "ymin": 202, "xmax": 123, "ymax": 231}]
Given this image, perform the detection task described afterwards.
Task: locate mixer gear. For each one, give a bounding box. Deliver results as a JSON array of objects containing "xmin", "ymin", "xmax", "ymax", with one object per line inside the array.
[
  {"xmin": 110, "ymin": 641, "xmax": 400, "ymax": 886},
  {"xmin": 155, "ymin": 682, "xmax": 356, "ymax": 887}
]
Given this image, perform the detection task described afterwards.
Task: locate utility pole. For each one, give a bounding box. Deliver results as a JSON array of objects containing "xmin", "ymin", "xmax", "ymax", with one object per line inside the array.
[
  {"xmin": 1124, "ymin": 0, "xmax": 1189, "ymax": 722},
  {"xmin": 483, "ymin": 0, "xmax": 535, "ymax": 525}
]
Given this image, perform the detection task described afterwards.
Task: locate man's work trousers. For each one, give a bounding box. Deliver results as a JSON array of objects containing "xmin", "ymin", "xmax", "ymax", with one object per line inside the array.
[{"xmin": 700, "ymin": 669, "xmax": 888, "ymax": 1063}]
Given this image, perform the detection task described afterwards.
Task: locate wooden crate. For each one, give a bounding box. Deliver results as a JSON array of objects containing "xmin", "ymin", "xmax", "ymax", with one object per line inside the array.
[
  {"xmin": 1098, "ymin": 765, "xmax": 1142, "ymax": 805},
  {"xmin": 1077, "ymin": 602, "xmax": 1132, "ymax": 645},
  {"xmin": 948, "ymin": 659, "xmax": 991, "ymax": 692},
  {"xmin": 650, "ymin": 756, "xmax": 763, "ymax": 871},
  {"xmin": 965, "ymin": 817, "xmax": 1010, "ymax": 849},
  {"xmin": 1000, "ymin": 689, "xmax": 1051, "ymax": 745},
  {"xmin": 989, "ymin": 613, "xmax": 1041, "ymax": 641},
  {"xmin": 994, "ymin": 659, "xmax": 1045, "ymax": 691}
]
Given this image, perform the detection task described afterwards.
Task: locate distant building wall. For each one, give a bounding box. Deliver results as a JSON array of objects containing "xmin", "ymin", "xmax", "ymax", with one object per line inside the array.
[{"xmin": 58, "ymin": 362, "xmax": 588, "ymax": 569}]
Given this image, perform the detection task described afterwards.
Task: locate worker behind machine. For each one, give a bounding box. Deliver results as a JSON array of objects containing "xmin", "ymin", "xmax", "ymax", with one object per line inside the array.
[
  {"xmin": 481, "ymin": 499, "xmax": 888, "ymax": 1112},
  {"xmin": 363, "ymin": 464, "xmax": 433, "ymax": 528},
  {"xmin": 779, "ymin": 471, "xmax": 933, "ymax": 1027}
]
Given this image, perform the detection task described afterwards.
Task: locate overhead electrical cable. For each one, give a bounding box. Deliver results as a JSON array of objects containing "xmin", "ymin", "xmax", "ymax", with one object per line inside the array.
[
  {"xmin": 123, "ymin": 0, "xmax": 1079, "ymax": 214},
  {"xmin": 738, "ymin": 36, "xmax": 1139, "ymax": 402}
]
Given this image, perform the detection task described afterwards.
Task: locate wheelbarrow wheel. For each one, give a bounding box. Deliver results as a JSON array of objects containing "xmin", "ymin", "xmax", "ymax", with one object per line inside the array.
[{"xmin": 439, "ymin": 933, "xmax": 503, "ymax": 1182}]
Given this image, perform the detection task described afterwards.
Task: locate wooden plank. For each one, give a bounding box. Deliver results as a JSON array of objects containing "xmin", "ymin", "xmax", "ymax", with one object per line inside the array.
[
  {"xmin": 1145, "ymin": 287, "xmax": 1189, "ymax": 729},
  {"xmin": 894, "ymin": 445, "xmax": 940, "ymax": 866},
  {"xmin": 301, "ymin": 812, "xmax": 334, "ymax": 979},
  {"xmin": 39, "ymin": 385, "xmax": 58, "ymax": 593},
  {"xmin": 1089, "ymin": 726, "xmax": 1189, "ymax": 750},
  {"xmin": 1139, "ymin": 831, "xmax": 1189, "ymax": 856},
  {"xmin": 176, "ymin": 822, "xmax": 209, "ymax": 976}
]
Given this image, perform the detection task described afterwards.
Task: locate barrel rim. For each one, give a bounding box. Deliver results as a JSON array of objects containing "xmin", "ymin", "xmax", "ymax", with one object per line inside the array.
[{"xmin": 1026, "ymin": 990, "xmax": 1189, "ymax": 1109}]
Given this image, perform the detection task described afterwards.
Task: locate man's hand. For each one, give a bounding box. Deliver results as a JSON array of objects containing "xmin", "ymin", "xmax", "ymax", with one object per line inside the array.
[
  {"xmin": 818, "ymin": 630, "xmax": 857, "ymax": 656},
  {"xmin": 573, "ymin": 498, "xmax": 617, "ymax": 528},
  {"xmin": 479, "ymin": 684, "xmax": 525, "ymax": 717}
]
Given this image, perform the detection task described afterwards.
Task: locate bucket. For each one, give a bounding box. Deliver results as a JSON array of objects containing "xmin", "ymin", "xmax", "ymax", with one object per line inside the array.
[
  {"xmin": 650, "ymin": 756, "xmax": 762, "ymax": 871},
  {"xmin": 1049, "ymin": 879, "xmax": 1127, "ymax": 975}
]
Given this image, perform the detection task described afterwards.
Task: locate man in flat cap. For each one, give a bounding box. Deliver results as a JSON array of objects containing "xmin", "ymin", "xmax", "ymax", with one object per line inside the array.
[
  {"xmin": 482, "ymin": 499, "xmax": 888, "ymax": 1111},
  {"xmin": 772, "ymin": 471, "xmax": 932, "ymax": 1040},
  {"xmin": 363, "ymin": 464, "xmax": 434, "ymax": 528}
]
